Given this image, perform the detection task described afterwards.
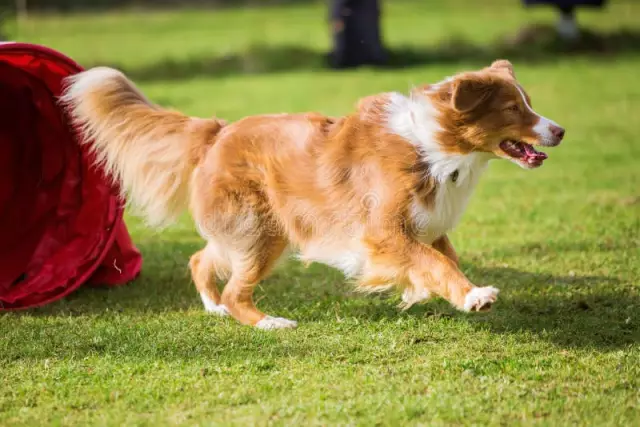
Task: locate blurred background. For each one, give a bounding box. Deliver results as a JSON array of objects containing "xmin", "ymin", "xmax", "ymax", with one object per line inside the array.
[{"xmin": 1, "ymin": 1, "xmax": 638, "ymax": 109}]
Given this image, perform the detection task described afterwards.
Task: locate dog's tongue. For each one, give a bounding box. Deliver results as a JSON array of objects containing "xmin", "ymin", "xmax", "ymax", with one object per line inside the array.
[{"xmin": 523, "ymin": 143, "xmax": 548, "ymax": 163}]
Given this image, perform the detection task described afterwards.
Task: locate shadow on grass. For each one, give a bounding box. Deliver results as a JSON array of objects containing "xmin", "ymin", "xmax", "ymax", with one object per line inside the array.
[
  {"xmin": 8, "ymin": 238, "xmax": 637, "ymax": 352},
  {"xmin": 307, "ymin": 264, "xmax": 637, "ymax": 350},
  {"xmin": 460, "ymin": 265, "xmax": 637, "ymax": 349},
  {"xmin": 88, "ymin": 25, "xmax": 640, "ymax": 82}
]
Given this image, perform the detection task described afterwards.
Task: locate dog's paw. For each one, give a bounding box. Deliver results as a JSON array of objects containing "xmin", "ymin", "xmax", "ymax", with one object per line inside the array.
[
  {"xmin": 255, "ymin": 316, "xmax": 298, "ymax": 330},
  {"xmin": 463, "ymin": 286, "xmax": 499, "ymax": 312},
  {"xmin": 200, "ymin": 292, "xmax": 229, "ymax": 316}
]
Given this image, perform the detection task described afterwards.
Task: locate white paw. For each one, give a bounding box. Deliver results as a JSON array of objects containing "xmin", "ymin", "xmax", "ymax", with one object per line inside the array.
[
  {"xmin": 463, "ymin": 286, "xmax": 499, "ymax": 312},
  {"xmin": 255, "ymin": 316, "xmax": 298, "ymax": 330},
  {"xmin": 200, "ymin": 292, "xmax": 229, "ymax": 316},
  {"xmin": 402, "ymin": 287, "xmax": 432, "ymax": 307}
]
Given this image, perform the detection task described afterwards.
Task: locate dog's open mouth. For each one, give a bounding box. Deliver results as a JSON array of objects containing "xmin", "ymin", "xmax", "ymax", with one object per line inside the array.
[{"xmin": 499, "ymin": 140, "xmax": 548, "ymax": 168}]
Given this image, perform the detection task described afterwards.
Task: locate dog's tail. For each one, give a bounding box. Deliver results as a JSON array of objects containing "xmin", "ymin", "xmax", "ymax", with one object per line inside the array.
[{"xmin": 61, "ymin": 67, "xmax": 225, "ymax": 227}]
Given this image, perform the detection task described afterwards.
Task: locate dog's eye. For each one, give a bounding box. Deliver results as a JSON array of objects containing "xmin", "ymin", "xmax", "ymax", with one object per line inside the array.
[{"xmin": 506, "ymin": 104, "xmax": 520, "ymax": 112}]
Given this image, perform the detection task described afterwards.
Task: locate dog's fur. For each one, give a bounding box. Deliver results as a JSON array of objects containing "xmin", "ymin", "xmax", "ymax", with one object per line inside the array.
[{"xmin": 61, "ymin": 60, "xmax": 564, "ymax": 329}]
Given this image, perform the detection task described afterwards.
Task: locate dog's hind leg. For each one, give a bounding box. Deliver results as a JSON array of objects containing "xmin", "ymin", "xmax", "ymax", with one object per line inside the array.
[
  {"xmin": 189, "ymin": 246, "xmax": 229, "ymax": 316},
  {"xmin": 220, "ymin": 234, "xmax": 296, "ymax": 329}
]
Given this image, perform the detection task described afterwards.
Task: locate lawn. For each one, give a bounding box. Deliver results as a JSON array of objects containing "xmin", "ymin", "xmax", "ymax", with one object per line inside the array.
[{"xmin": 1, "ymin": 0, "xmax": 639, "ymax": 425}]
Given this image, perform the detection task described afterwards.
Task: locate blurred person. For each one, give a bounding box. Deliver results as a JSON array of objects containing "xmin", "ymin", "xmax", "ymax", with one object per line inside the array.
[
  {"xmin": 523, "ymin": 0, "xmax": 608, "ymax": 40},
  {"xmin": 328, "ymin": 0, "xmax": 388, "ymax": 68}
]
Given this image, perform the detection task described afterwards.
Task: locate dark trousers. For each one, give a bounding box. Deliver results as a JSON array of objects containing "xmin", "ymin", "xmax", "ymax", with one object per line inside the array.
[
  {"xmin": 523, "ymin": 0, "xmax": 608, "ymax": 14},
  {"xmin": 328, "ymin": 0, "xmax": 387, "ymax": 68}
]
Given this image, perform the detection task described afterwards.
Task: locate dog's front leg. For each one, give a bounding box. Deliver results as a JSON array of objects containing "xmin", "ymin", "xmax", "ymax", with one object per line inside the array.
[
  {"xmin": 409, "ymin": 242, "xmax": 498, "ymax": 311},
  {"xmin": 400, "ymin": 234, "xmax": 460, "ymax": 307},
  {"xmin": 432, "ymin": 234, "xmax": 459, "ymax": 267},
  {"xmin": 364, "ymin": 233, "xmax": 498, "ymax": 311}
]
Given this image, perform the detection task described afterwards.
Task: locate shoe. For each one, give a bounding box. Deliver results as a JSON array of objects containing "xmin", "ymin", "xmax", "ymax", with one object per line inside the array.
[{"xmin": 557, "ymin": 14, "xmax": 580, "ymax": 41}]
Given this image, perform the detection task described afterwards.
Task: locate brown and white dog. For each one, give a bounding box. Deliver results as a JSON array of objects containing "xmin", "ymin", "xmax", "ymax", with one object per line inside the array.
[{"xmin": 62, "ymin": 60, "xmax": 564, "ymax": 329}]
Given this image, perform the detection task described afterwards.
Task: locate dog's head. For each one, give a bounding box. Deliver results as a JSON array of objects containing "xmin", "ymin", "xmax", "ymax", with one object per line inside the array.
[{"xmin": 423, "ymin": 60, "xmax": 565, "ymax": 169}]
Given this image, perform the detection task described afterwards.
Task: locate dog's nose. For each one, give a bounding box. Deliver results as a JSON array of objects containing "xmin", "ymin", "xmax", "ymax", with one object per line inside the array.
[{"xmin": 550, "ymin": 125, "xmax": 565, "ymax": 141}]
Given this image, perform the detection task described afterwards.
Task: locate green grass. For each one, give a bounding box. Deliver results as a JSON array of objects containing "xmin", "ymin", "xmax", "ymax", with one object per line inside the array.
[{"xmin": 2, "ymin": 1, "xmax": 640, "ymax": 425}]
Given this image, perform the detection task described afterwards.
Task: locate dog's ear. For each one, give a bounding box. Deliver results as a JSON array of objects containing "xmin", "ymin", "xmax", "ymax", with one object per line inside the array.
[
  {"xmin": 451, "ymin": 74, "xmax": 499, "ymax": 113},
  {"xmin": 490, "ymin": 59, "xmax": 515, "ymax": 78}
]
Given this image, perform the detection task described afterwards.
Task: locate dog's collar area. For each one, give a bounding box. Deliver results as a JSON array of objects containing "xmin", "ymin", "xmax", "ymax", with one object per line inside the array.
[{"xmin": 451, "ymin": 169, "xmax": 459, "ymax": 183}]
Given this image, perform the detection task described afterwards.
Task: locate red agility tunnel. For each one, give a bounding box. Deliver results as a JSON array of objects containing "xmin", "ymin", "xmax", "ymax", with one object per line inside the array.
[{"xmin": 0, "ymin": 42, "xmax": 142, "ymax": 310}]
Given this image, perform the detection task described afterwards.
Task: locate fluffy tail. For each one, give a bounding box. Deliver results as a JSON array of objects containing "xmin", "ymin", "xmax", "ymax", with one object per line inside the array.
[{"xmin": 61, "ymin": 67, "xmax": 225, "ymax": 227}]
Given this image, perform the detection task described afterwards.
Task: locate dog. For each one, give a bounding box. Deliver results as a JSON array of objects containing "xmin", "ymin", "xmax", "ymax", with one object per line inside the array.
[{"xmin": 61, "ymin": 60, "xmax": 564, "ymax": 329}]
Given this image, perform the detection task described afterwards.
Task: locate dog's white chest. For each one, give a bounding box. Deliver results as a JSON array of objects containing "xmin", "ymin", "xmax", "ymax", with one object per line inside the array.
[{"xmin": 411, "ymin": 156, "xmax": 489, "ymax": 244}]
